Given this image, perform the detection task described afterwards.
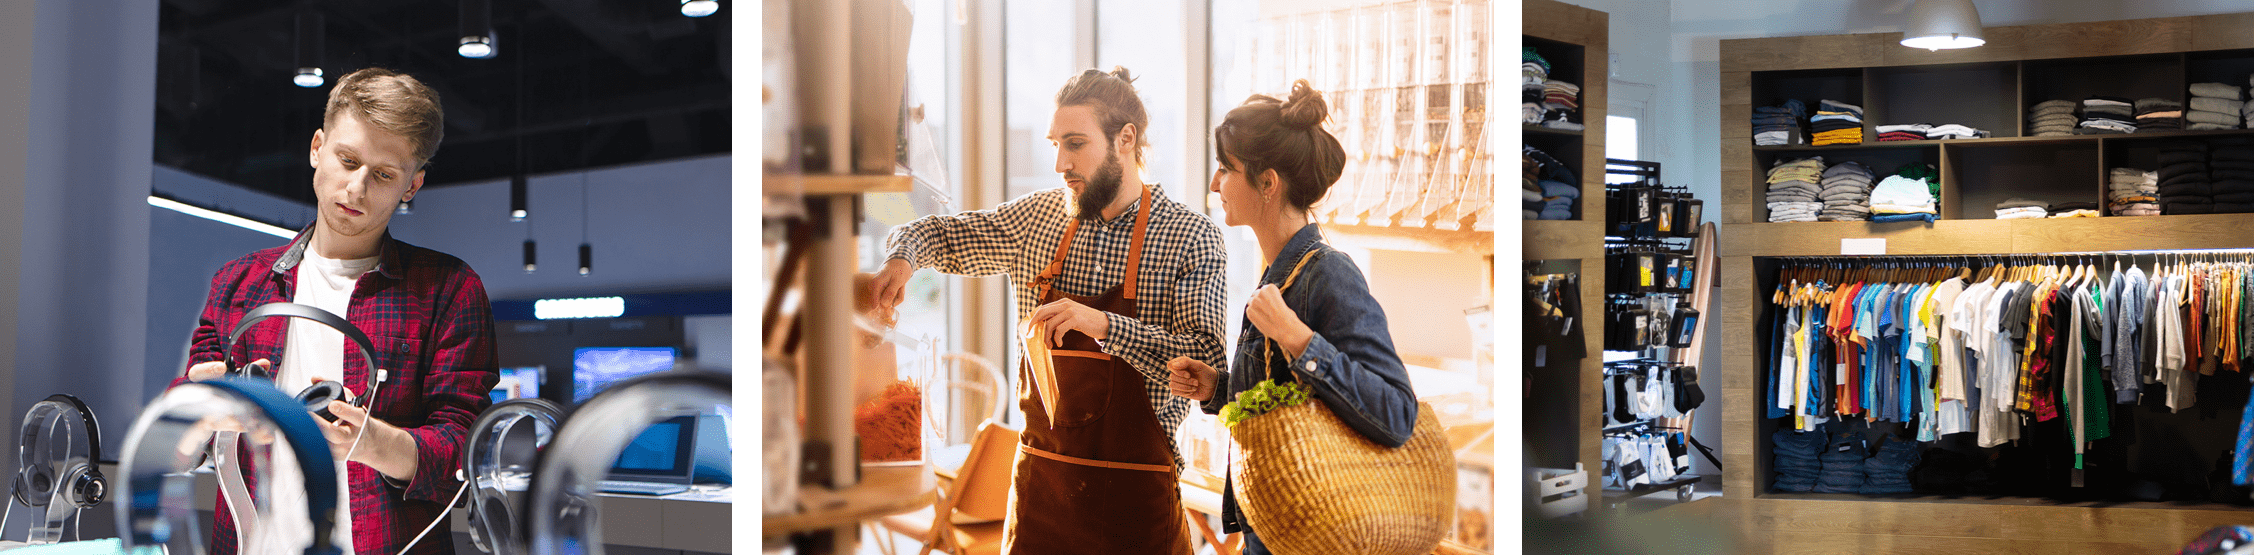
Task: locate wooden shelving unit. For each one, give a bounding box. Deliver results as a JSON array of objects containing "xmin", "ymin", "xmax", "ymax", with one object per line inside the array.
[
  {"xmin": 1716, "ymin": 12, "xmax": 2254, "ymax": 553},
  {"xmin": 1522, "ymin": 0, "xmax": 1607, "ymax": 511}
]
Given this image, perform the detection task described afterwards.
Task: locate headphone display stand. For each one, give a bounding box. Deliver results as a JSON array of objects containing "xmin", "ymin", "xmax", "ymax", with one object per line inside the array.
[{"xmin": 7, "ymin": 394, "xmax": 106, "ymax": 546}]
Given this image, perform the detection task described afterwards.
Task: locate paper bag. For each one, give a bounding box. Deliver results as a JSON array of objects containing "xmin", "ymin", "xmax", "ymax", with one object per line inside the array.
[{"xmin": 1019, "ymin": 321, "xmax": 1059, "ymax": 426}]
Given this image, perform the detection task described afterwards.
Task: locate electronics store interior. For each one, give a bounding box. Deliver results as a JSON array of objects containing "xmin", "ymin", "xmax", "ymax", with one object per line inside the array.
[{"xmin": 0, "ymin": 1, "xmax": 732, "ymax": 555}]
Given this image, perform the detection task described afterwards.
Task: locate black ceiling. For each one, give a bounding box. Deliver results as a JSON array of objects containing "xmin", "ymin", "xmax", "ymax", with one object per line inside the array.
[{"xmin": 155, "ymin": 0, "xmax": 731, "ymax": 204}]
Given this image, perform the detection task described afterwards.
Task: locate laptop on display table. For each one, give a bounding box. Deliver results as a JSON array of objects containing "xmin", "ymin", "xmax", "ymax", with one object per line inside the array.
[{"xmin": 597, "ymin": 415, "xmax": 698, "ymax": 496}]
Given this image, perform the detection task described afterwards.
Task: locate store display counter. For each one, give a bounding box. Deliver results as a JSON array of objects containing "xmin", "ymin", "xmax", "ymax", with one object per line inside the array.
[{"xmin": 163, "ymin": 465, "xmax": 737, "ymax": 554}]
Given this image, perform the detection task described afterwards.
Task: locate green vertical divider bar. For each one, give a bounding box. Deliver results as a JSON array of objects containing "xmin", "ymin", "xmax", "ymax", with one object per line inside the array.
[
  {"xmin": 743, "ymin": 0, "xmax": 770, "ymax": 550},
  {"xmin": 1496, "ymin": 1, "xmax": 1532, "ymax": 555}
]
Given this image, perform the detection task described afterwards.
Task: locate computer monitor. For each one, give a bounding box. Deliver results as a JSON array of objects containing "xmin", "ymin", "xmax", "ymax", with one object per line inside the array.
[
  {"xmin": 572, "ymin": 346, "xmax": 679, "ymax": 403},
  {"xmin": 490, "ymin": 366, "xmax": 545, "ymax": 403}
]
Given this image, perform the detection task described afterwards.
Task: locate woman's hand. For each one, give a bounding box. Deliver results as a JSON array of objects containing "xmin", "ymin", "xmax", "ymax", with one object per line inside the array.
[
  {"xmin": 1245, "ymin": 285, "xmax": 1314, "ymax": 359},
  {"xmin": 1167, "ymin": 356, "xmax": 1220, "ymax": 401}
]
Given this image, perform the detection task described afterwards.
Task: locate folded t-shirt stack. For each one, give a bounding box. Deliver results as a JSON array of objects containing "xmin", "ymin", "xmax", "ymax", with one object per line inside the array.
[
  {"xmin": 1996, "ymin": 197, "xmax": 2048, "ymax": 219},
  {"xmin": 2187, "ymin": 82, "xmax": 2244, "ymax": 131},
  {"xmin": 1754, "ymin": 99, "xmax": 1807, "ymax": 146},
  {"xmin": 2108, "ymin": 167, "xmax": 2159, "ymax": 216},
  {"xmin": 1876, "ymin": 123, "xmax": 1929, "ymax": 142},
  {"xmin": 1523, "ymin": 47, "xmax": 1550, "ymax": 125},
  {"xmin": 2047, "ymin": 201, "xmax": 2101, "ymax": 218},
  {"xmin": 2157, "ymin": 140, "xmax": 2213, "ymax": 214},
  {"xmin": 1817, "ymin": 160, "xmax": 1874, "ymax": 221},
  {"xmin": 2075, "ymin": 96, "xmax": 2136, "ymax": 134},
  {"xmin": 1766, "ymin": 157, "xmax": 1825, "ymax": 222},
  {"xmin": 1811, "ymin": 100, "xmax": 1864, "ymax": 146},
  {"xmin": 1541, "ymin": 80, "xmax": 1584, "ymax": 130},
  {"xmin": 2211, "ymin": 137, "xmax": 2254, "ymax": 213},
  {"xmin": 1868, "ymin": 164, "xmax": 1938, "ymax": 223},
  {"xmin": 1925, "ymin": 124, "xmax": 1989, "ymax": 140},
  {"xmin": 2135, "ymin": 98, "xmax": 2184, "ymax": 133},
  {"xmin": 2028, "ymin": 100, "xmax": 2079, "ymax": 137}
]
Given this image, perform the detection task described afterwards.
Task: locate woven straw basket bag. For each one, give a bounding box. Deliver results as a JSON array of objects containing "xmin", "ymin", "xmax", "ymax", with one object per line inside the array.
[
  {"xmin": 1226, "ymin": 243, "xmax": 1455, "ymax": 555},
  {"xmin": 1230, "ymin": 400, "xmax": 1456, "ymax": 555}
]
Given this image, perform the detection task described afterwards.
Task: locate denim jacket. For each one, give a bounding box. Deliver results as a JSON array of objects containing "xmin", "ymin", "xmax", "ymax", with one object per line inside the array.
[{"xmin": 1201, "ymin": 223, "xmax": 1420, "ymax": 535}]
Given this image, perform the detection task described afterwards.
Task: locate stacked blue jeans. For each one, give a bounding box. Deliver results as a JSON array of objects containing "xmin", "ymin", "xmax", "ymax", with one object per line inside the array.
[
  {"xmin": 1814, "ymin": 430, "xmax": 1869, "ymax": 493},
  {"xmin": 1772, "ymin": 428, "xmax": 1824, "ymax": 492},
  {"xmin": 1861, "ymin": 437, "xmax": 1920, "ymax": 494}
]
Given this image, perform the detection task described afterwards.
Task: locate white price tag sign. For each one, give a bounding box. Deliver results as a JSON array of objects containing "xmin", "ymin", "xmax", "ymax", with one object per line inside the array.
[{"xmin": 1841, "ymin": 238, "xmax": 1886, "ymax": 255}]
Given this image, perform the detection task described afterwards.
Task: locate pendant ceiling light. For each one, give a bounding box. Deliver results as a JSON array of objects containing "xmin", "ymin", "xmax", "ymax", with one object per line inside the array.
[
  {"xmin": 681, "ymin": 0, "xmax": 720, "ymax": 18},
  {"xmin": 460, "ymin": 0, "xmax": 498, "ymax": 59},
  {"xmin": 293, "ymin": 12, "xmax": 325, "ymax": 87},
  {"xmin": 1901, "ymin": 0, "xmax": 1984, "ymax": 51}
]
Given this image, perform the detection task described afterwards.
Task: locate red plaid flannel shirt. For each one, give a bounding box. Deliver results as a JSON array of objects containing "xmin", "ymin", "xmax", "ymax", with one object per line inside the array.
[{"xmin": 170, "ymin": 227, "xmax": 497, "ymax": 555}]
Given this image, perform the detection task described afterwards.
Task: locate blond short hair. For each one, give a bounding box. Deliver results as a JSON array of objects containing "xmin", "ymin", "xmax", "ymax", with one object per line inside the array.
[{"xmin": 323, "ymin": 68, "xmax": 445, "ymax": 171}]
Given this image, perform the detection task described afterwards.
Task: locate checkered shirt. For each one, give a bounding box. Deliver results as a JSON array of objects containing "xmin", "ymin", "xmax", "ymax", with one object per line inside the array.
[{"xmin": 885, "ymin": 185, "xmax": 1228, "ymax": 470}]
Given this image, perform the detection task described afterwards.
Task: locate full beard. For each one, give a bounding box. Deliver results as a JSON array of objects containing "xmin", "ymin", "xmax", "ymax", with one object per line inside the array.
[{"xmin": 1073, "ymin": 151, "xmax": 1126, "ymax": 221}]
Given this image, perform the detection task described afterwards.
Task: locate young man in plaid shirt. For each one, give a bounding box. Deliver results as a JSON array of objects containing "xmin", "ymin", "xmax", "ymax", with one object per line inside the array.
[
  {"xmin": 175, "ymin": 67, "xmax": 496, "ymax": 555},
  {"xmin": 871, "ymin": 67, "xmax": 1227, "ymax": 554}
]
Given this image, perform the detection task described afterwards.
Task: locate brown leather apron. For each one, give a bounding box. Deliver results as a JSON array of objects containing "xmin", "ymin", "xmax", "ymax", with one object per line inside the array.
[{"xmin": 1003, "ymin": 185, "xmax": 1191, "ymax": 555}]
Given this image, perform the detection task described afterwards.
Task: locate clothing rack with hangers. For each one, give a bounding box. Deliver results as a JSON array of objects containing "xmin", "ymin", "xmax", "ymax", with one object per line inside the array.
[{"xmin": 1757, "ymin": 248, "xmax": 2254, "ymax": 503}]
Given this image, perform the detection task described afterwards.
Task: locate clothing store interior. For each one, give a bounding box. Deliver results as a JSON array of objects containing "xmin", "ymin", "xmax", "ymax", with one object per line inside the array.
[
  {"xmin": 1522, "ymin": 1, "xmax": 2254, "ymax": 554},
  {"xmin": 0, "ymin": 1, "xmax": 733, "ymax": 554},
  {"xmin": 763, "ymin": 1, "xmax": 1494, "ymax": 554}
]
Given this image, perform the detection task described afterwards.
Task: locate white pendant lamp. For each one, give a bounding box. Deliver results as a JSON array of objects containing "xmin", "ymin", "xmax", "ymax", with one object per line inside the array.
[{"xmin": 1901, "ymin": 0, "xmax": 1985, "ymax": 50}]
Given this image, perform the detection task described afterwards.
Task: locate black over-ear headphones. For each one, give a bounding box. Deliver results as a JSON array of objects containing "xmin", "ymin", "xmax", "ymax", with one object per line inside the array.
[
  {"xmin": 225, "ymin": 303, "xmax": 383, "ymax": 422},
  {"xmin": 12, "ymin": 394, "xmax": 105, "ymax": 510},
  {"xmin": 463, "ymin": 398, "xmax": 564, "ymax": 555}
]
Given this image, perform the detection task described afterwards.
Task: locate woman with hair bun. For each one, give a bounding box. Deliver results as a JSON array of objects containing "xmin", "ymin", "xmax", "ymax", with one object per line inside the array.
[{"xmin": 1165, "ymin": 80, "xmax": 1422, "ymax": 554}]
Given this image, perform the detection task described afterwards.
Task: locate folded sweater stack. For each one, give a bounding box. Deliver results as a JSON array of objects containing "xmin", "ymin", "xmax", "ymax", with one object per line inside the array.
[
  {"xmin": 1996, "ymin": 197, "xmax": 2048, "ymax": 219},
  {"xmin": 2211, "ymin": 138, "xmax": 2254, "ymax": 213},
  {"xmin": 2028, "ymin": 100, "xmax": 2078, "ymax": 137},
  {"xmin": 2187, "ymin": 82, "xmax": 2243, "ymax": 131},
  {"xmin": 1766, "ymin": 157, "xmax": 1825, "ymax": 222},
  {"xmin": 1817, "ymin": 161, "xmax": 1875, "ymax": 221},
  {"xmin": 1541, "ymin": 80, "xmax": 1584, "ymax": 130},
  {"xmin": 1523, "ymin": 47, "xmax": 1550, "ymax": 125},
  {"xmin": 1811, "ymin": 100, "xmax": 1864, "ymax": 145},
  {"xmin": 1876, "ymin": 123, "xmax": 1928, "ymax": 142},
  {"xmin": 1525, "ymin": 146, "xmax": 1578, "ymax": 220},
  {"xmin": 2108, "ymin": 168, "xmax": 2159, "ymax": 216},
  {"xmin": 2047, "ymin": 201, "xmax": 2100, "ymax": 218},
  {"xmin": 2075, "ymin": 96, "xmax": 2136, "ymax": 134},
  {"xmin": 2157, "ymin": 140, "xmax": 2213, "ymax": 214},
  {"xmin": 1873, "ymin": 123, "xmax": 1989, "ymax": 141},
  {"xmin": 2134, "ymin": 98, "xmax": 2184, "ymax": 133},
  {"xmin": 1754, "ymin": 99, "xmax": 1806, "ymax": 146}
]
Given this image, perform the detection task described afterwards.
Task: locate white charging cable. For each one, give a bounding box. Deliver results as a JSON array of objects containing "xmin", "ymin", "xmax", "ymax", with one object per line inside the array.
[
  {"xmin": 340, "ymin": 370, "xmax": 388, "ymax": 465},
  {"xmin": 396, "ymin": 469, "xmax": 471, "ymax": 555}
]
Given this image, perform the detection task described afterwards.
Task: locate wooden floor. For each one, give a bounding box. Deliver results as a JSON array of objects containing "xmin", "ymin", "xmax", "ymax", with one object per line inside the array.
[{"xmin": 1526, "ymin": 495, "xmax": 2254, "ymax": 554}]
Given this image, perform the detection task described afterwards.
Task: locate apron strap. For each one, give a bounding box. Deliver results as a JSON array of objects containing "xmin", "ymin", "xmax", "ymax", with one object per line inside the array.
[
  {"xmin": 1032, "ymin": 185, "xmax": 1155, "ymax": 302},
  {"xmin": 1050, "ymin": 349, "xmax": 1114, "ymax": 361},
  {"xmin": 1124, "ymin": 184, "xmax": 1153, "ymax": 301},
  {"xmin": 1032, "ymin": 218, "xmax": 1083, "ymax": 301},
  {"xmin": 1020, "ymin": 443, "xmax": 1172, "ymax": 473}
]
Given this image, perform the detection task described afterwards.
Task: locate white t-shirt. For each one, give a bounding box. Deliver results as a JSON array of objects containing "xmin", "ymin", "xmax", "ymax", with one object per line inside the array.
[{"xmin": 247, "ymin": 249, "xmax": 376, "ymax": 555}]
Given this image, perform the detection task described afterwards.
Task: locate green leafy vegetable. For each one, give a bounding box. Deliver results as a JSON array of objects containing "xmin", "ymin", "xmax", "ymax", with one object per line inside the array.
[{"xmin": 1222, "ymin": 379, "xmax": 1313, "ymax": 426}]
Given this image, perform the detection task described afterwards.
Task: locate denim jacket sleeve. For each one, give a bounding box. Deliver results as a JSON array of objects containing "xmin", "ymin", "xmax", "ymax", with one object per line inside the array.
[{"xmin": 1277, "ymin": 248, "xmax": 1420, "ymax": 447}]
